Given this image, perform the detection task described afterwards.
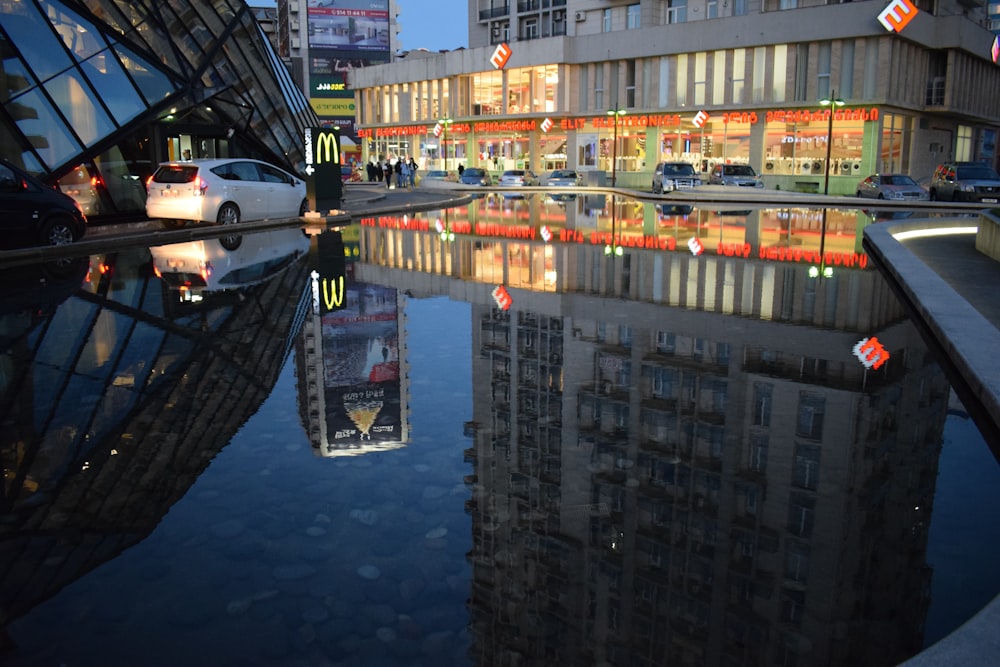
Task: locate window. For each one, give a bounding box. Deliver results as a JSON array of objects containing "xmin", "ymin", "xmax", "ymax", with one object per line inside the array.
[
  {"xmin": 793, "ymin": 443, "xmax": 821, "ymax": 490},
  {"xmin": 627, "ymin": 4, "xmax": 641, "ymax": 29},
  {"xmin": 817, "ymin": 42, "xmax": 831, "ymax": 101},
  {"xmin": 733, "ymin": 0, "xmax": 747, "ymax": 15},
  {"xmin": 625, "ymin": 60, "xmax": 636, "ymax": 108},
  {"xmin": 796, "ymin": 393, "xmax": 825, "ymax": 440},
  {"xmin": 603, "ymin": 8, "xmax": 612, "ymax": 32},
  {"xmin": 694, "ymin": 52, "xmax": 706, "ymax": 105},
  {"xmin": 656, "ymin": 331, "xmax": 675, "ymax": 354},
  {"xmin": 957, "ymin": 125, "xmax": 973, "ymax": 161},
  {"xmin": 731, "ymin": 49, "xmax": 745, "ymax": 103},
  {"xmin": 752, "ymin": 382, "xmax": 772, "ymax": 427},
  {"xmin": 707, "ymin": 0, "xmax": 718, "ymax": 18},
  {"xmin": 652, "ymin": 367, "xmax": 675, "ymax": 398},
  {"xmin": 522, "ymin": 18, "xmax": 538, "ymax": 40},
  {"xmin": 749, "ymin": 433, "xmax": 768, "ymax": 472},
  {"xmin": 666, "ymin": 0, "xmax": 687, "ymax": 24},
  {"xmin": 787, "ymin": 493, "xmax": 815, "ymax": 538},
  {"xmin": 779, "ymin": 0, "xmax": 798, "ymax": 8},
  {"xmin": 594, "ymin": 64, "xmax": 604, "ymax": 112}
]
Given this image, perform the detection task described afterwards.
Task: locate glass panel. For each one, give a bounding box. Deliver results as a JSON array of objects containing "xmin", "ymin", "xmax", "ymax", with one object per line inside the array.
[
  {"xmin": 0, "ymin": 1, "xmax": 72, "ymax": 82},
  {"xmin": 80, "ymin": 48, "xmax": 145, "ymax": 126},
  {"xmin": 10, "ymin": 87, "xmax": 82, "ymax": 169},
  {"xmin": 113, "ymin": 43, "xmax": 175, "ymax": 104},
  {"xmin": 0, "ymin": 33, "xmax": 37, "ymax": 103},
  {"xmin": 44, "ymin": 69, "xmax": 115, "ymax": 147},
  {"xmin": 40, "ymin": 0, "xmax": 107, "ymax": 62}
]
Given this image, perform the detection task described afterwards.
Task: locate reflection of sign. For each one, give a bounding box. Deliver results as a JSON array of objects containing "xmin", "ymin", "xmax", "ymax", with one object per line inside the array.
[
  {"xmin": 540, "ymin": 225, "xmax": 552, "ymax": 242},
  {"xmin": 323, "ymin": 276, "xmax": 345, "ymax": 310},
  {"xmin": 687, "ymin": 237, "xmax": 704, "ymax": 255},
  {"xmin": 492, "ymin": 285, "xmax": 512, "ymax": 310},
  {"xmin": 692, "ymin": 110, "xmax": 709, "ymax": 128},
  {"xmin": 853, "ymin": 337, "xmax": 890, "ymax": 370},
  {"xmin": 540, "ymin": 118, "xmax": 554, "ymax": 132},
  {"xmin": 490, "ymin": 43, "xmax": 512, "ymax": 69},
  {"xmin": 993, "ymin": 36, "xmax": 999, "ymax": 65},
  {"xmin": 877, "ymin": 0, "xmax": 918, "ymax": 33}
]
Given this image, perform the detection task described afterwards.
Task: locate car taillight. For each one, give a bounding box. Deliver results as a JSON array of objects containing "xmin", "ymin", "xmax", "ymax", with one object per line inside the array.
[{"xmin": 195, "ymin": 175, "xmax": 208, "ymax": 196}]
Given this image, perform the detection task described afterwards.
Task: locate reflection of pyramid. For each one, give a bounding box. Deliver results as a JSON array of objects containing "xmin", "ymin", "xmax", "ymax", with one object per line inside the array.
[{"xmin": 346, "ymin": 400, "xmax": 383, "ymax": 439}]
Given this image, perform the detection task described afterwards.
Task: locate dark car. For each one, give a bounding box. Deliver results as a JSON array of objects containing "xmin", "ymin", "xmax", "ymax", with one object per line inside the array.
[
  {"xmin": 0, "ymin": 159, "xmax": 87, "ymax": 249},
  {"xmin": 929, "ymin": 161, "xmax": 1000, "ymax": 203},
  {"xmin": 652, "ymin": 162, "xmax": 702, "ymax": 193},
  {"xmin": 459, "ymin": 167, "xmax": 492, "ymax": 186}
]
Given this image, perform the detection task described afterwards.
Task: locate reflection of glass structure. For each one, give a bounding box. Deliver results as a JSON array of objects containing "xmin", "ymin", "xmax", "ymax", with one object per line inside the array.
[
  {"xmin": 355, "ymin": 202, "xmax": 950, "ymax": 665},
  {"xmin": 0, "ymin": 1, "xmax": 317, "ymax": 219},
  {"xmin": 0, "ymin": 243, "xmax": 311, "ymax": 630}
]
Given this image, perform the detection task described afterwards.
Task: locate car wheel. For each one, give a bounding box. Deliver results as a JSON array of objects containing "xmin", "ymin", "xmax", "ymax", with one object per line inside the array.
[
  {"xmin": 219, "ymin": 233, "xmax": 243, "ymax": 251},
  {"xmin": 877, "ymin": 193, "xmax": 884, "ymax": 199},
  {"xmin": 299, "ymin": 198, "xmax": 308, "ymax": 216},
  {"xmin": 39, "ymin": 216, "xmax": 76, "ymax": 246},
  {"xmin": 652, "ymin": 181, "xmax": 659, "ymax": 194},
  {"xmin": 217, "ymin": 202, "xmax": 240, "ymax": 226},
  {"xmin": 929, "ymin": 189, "xmax": 938, "ymax": 201},
  {"xmin": 856, "ymin": 191, "xmax": 863, "ymax": 198}
]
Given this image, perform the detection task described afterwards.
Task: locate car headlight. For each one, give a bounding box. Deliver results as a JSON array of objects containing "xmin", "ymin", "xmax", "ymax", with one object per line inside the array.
[{"xmin": 962, "ymin": 184, "xmax": 975, "ymax": 192}]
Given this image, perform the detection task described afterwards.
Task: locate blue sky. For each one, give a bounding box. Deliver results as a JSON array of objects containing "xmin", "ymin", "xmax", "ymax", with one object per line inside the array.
[{"xmin": 397, "ymin": 0, "xmax": 469, "ymax": 52}]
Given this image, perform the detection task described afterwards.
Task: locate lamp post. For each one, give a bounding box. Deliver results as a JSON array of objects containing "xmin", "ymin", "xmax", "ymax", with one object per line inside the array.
[
  {"xmin": 607, "ymin": 108, "xmax": 626, "ymax": 187},
  {"xmin": 439, "ymin": 118, "xmax": 453, "ymax": 172},
  {"xmin": 819, "ymin": 90, "xmax": 845, "ymax": 195}
]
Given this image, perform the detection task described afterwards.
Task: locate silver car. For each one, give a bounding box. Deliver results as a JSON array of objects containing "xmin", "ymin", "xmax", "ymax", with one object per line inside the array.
[
  {"xmin": 498, "ymin": 169, "xmax": 540, "ymax": 186},
  {"xmin": 855, "ymin": 173, "xmax": 928, "ymax": 201},
  {"xmin": 709, "ymin": 163, "xmax": 764, "ymax": 188},
  {"xmin": 652, "ymin": 162, "xmax": 702, "ymax": 193},
  {"xmin": 545, "ymin": 169, "xmax": 582, "ymax": 186}
]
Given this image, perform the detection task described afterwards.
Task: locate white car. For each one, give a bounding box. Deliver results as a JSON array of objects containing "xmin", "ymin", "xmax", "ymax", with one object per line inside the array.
[{"xmin": 146, "ymin": 158, "xmax": 307, "ymax": 228}]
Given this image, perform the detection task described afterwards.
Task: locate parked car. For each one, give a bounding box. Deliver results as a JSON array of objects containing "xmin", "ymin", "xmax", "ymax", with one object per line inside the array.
[
  {"xmin": 929, "ymin": 161, "xmax": 1000, "ymax": 203},
  {"xmin": 421, "ymin": 170, "xmax": 456, "ymax": 183},
  {"xmin": 855, "ymin": 173, "xmax": 928, "ymax": 201},
  {"xmin": 0, "ymin": 158, "xmax": 87, "ymax": 249},
  {"xmin": 145, "ymin": 158, "xmax": 307, "ymax": 229},
  {"xmin": 544, "ymin": 169, "xmax": 582, "ymax": 186},
  {"xmin": 498, "ymin": 169, "xmax": 540, "ymax": 186},
  {"xmin": 708, "ymin": 163, "xmax": 764, "ymax": 188},
  {"xmin": 458, "ymin": 167, "xmax": 492, "ymax": 186},
  {"xmin": 652, "ymin": 162, "xmax": 702, "ymax": 193}
]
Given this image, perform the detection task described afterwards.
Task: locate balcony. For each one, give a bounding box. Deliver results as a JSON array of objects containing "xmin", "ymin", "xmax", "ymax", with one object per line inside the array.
[{"xmin": 478, "ymin": 3, "xmax": 510, "ymax": 21}]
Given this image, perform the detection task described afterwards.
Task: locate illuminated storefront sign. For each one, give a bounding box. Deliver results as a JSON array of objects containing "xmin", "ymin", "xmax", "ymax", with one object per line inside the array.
[
  {"xmin": 692, "ymin": 110, "xmax": 710, "ymax": 128},
  {"xmin": 311, "ymin": 98, "xmax": 357, "ymax": 117},
  {"xmin": 688, "ymin": 237, "xmax": 705, "ymax": 255},
  {"xmin": 490, "ymin": 43, "xmax": 512, "ymax": 69}
]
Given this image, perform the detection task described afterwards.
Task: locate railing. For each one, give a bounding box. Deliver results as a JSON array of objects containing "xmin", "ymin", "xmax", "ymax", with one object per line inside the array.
[{"xmin": 478, "ymin": 4, "xmax": 510, "ymax": 21}]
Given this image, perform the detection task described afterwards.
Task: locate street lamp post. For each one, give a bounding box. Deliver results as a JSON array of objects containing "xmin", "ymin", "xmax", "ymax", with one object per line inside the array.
[
  {"xmin": 439, "ymin": 118, "xmax": 453, "ymax": 172},
  {"xmin": 812, "ymin": 90, "xmax": 845, "ymax": 280},
  {"xmin": 819, "ymin": 90, "xmax": 845, "ymax": 196},
  {"xmin": 607, "ymin": 108, "xmax": 626, "ymax": 187}
]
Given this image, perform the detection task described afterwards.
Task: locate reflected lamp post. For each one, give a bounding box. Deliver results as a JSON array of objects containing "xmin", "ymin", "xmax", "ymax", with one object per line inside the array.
[
  {"xmin": 607, "ymin": 108, "xmax": 626, "ymax": 187},
  {"xmin": 439, "ymin": 117, "xmax": 453, "ymax": 172}
]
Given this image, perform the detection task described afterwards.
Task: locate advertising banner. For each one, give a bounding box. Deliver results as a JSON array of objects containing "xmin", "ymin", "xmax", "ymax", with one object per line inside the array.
[
  {"xmin": 307, "ymin": 0, "xmax": 391, "ymax": 61},
  {"xmin": 303, "ymin": 126, "xmax": 343, "ymax": 212}
]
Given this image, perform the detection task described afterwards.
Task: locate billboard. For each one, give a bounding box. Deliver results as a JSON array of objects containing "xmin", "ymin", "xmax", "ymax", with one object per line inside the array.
[
  {"xmin": 321, "ymin": 282, "xmax": 404, "ymax": 451},
  {"xmin": 307, "ymin": 0, "xmax": 390, "ymax": 62}
]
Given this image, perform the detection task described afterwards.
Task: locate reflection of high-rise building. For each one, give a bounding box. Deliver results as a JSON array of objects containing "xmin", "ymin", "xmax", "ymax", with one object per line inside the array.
[{"xmin": 355, "ymin": 206, "xmax": 949, "ymax": 665}]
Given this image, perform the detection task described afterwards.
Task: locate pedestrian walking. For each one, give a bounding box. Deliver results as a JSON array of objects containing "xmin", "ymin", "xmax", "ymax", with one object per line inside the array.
[
  {"xmin": 383, "ymin": 160, "xmax": 392, "ymax": 188},
  {"xmin": 408, "ymin": 157, "xmax": 418, "ymax": 187},
  {"xmin": 393, "ymin": 158, "xmax": 402, "ymax": 189},
  {"xmin": 400, "ymin": 159, "xmax": 411, "ymax": 189}
]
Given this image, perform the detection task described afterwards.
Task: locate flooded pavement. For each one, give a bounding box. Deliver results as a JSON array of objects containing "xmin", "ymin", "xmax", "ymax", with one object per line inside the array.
[{"xmin": 0, "ymin": 194, "xmax": 997, "ymax": 666}]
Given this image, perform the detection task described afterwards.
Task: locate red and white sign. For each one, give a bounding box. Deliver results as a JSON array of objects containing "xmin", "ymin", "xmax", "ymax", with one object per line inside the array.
[
  {"xmin": 540, "ymin": 118, "xmax": 554, "ymax": 133},
  {"xmin": 687, "ymin": 237, "xmax": 704, "ymax": 256},
  {"xmin": 853, "ymin": 337, "xmax": 890, "ymax": 370},
  {"xmin": 692, "ymin": 110, "xmax": 710, "ymax": 128},
  {"xmin": 540, "ymin": 225, "xmax": 552, "ymax": 242},
  {"xmin": 432, "ymin": 122, "xmax": 443, "ymax": 138},
  {"xmin": 491, "ymin": 285, "xmax": 512, "ymax": 310},
  {"xmin": 993, "ymin": 36, "xmax": 999, "ymax": 64},
  {"xmin": 435, "ymin": 218, "xmax": 445, "ymax": 234},
  {"xmin": 877, "ymin": 0, "xmax": 918, "ymax": 33},
  {"xmin": 490, "ymin": 43, "xmax": 512, "ymax": 69}
]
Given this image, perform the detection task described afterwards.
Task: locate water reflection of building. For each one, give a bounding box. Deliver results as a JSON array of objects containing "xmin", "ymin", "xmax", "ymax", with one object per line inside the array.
[
  {"xmin": 296, "ymin": 230, "xmax": 410, "ymax": 457},
  {"xmin": 354, "ymin": 205, "xmax": 949, "ymax": 665},
  {"xmin": 0, "ymin": 243, "xmax": 311, "ymax": 634}
]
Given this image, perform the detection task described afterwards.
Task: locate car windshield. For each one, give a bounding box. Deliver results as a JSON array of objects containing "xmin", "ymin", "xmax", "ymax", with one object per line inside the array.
[
  {"xmin": 464, "ymin": 169, "xmax": 485, "ymax": 177},
  {"xmin": 957, "ymin": 166, "xmax": 1000, "ymax": 180},
  {"xmin": 883, "ymin": 175, "xmax": 917, "ymax": 186},
  {"xmin": 724, "ymin": 165, "xmax": 755, "ymax": 176},
  {"xmin": 551, "ymin": 170, "xmax": 576, "ymax": 179},
  {"xmin": 662, "ymin": 164, "xmax": 695, "ymax": 176},
  {"xmin": 502, "ymin": 171, "xmax": 524, "ymax": 177}
]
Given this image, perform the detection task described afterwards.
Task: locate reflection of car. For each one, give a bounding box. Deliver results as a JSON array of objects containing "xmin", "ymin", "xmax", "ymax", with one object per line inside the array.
[
  {"xmin": 545, "ymin": 169, "xmax": 582, "ymax": 186},
  {"xmin": 459, "ymin": 167, "xmax": 492, "ymax": 186},
  {"xmin": 708, "ymin": 163, "xmax": 764, "ymax": 188},
  {"xmin": 421, "ymin": 170, "xmax": 457, "ymax": 183},
  {"xmin": 652, "ymin": 162, "xmax": 702, "ymax": 193},
  {"xmin": 150, "ymin": 227, "xmax": 310, "ymax": 300},
  {"xmin": 0, "ymin": 158, "xmax": 87, "ymax": 249},
  {"xmin": 0, "ymin": 256, "xmax": 89, "ymax": 319},
  {"xmin": 57, "ymin": 164, "xmax": 101, "ymax": 216},
  {"xmin": 657, "ymin": 203, "xmax": 694, "ymax": 216},
  {"xmin": 855, "ymin": 173, "xmax": 928, "ymax": 201},
  {"xmin": 929, "ymin": 161, "xmax": 1000, "ymax": 203},
  {"xmin": 145, "ymin": 158, "xmax": 308, "ymax": 228},
  {"xmin": 499, "ymin": 169, "xmax": 539, "ymax": 187}
]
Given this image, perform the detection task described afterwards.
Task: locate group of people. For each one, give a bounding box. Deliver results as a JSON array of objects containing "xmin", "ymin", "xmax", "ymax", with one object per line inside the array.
[{"xmin": 365, "ymin": 157, "xmax": 418, "ymax": 189}]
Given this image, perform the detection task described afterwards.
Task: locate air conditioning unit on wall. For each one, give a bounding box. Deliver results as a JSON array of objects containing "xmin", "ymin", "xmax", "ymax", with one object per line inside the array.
[{"xmin": 575, "ymin": 11, "xmax": 586, "ymax": 22}]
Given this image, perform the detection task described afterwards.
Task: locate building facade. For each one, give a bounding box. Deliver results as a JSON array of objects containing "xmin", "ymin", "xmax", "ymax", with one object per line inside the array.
[
  {"xmin": 350, "ymin": 0, "xmax": 1000, "ymax": 193},
  {"xmin": 0, "ymin": 0, "xmax": 317, "ymax": 221}
]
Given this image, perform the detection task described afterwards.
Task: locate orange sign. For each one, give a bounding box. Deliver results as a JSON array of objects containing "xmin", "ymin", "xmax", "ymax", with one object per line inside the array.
[
  {"xmin": 540, "ymin": 117, "xmax": 554, "ymax": 132},
  {"xmin": 492, "ymin": 285, "xmax": 512, "ymax": 310},
  {"xmin": 490, "ymin": 43, "xmax": 512, "ymax": 69},
  {"xmin": 853, "ymin": 337, "xmax": 890, "ymax": 369},
  {"xmin": 877, "ymin": 0, "xmax": 918, "ymax": 33},
  {"xmin": 692, "ymin": 110, "xmax": 709, "ymax": 128}
]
